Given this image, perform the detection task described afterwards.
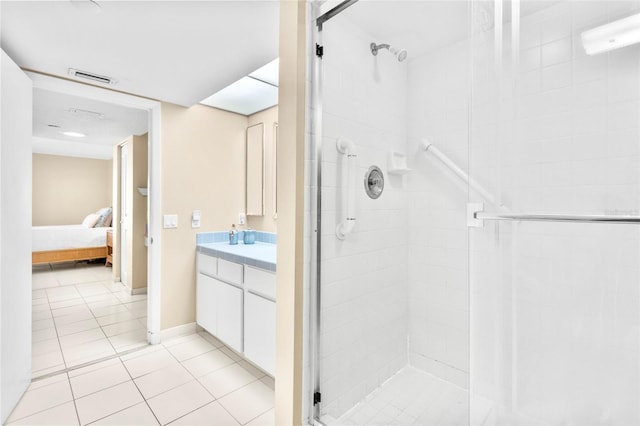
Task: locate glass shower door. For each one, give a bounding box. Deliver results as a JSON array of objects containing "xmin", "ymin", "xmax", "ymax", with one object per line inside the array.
[
  {"xmin": 312, "ymin": 1, "xmax": 472, "ymax": 425},
  {"xmin": 468, "ymin": 1, "xmax": 640, "ymax": 424}
]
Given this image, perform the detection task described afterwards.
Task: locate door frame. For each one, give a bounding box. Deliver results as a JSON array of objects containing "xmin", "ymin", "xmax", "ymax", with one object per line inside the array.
[{"xmin": 27, "ymin": 71, "xmax": 163, "ymax": 344}]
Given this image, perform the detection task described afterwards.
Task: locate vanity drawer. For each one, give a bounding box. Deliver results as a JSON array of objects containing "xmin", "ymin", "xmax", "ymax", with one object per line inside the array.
[
  {"xmin": 217, "ymin": 259, "xmax": 243, "ymax": 285},
  {"xmin": 197, "ymin": 253, "xmax": 217, "ymax": 276},
  {"xmin": 244, "ymin": 265, "xmax": 276, "ymax": 300}
]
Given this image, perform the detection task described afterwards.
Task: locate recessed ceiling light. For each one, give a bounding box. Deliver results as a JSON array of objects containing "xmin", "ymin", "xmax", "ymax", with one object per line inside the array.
[{"xmin": 62, "ymin": 131, "xmax": 86, "ymax": 138}]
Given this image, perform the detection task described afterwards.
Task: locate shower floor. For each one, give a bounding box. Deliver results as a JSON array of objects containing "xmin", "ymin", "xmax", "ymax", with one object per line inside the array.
[{"xmin": 325, "ymin": 366, "xmax": 471, "ymax": 426}]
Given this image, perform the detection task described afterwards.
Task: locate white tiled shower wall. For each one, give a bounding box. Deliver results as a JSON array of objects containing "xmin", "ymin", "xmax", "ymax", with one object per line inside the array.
[
  {"xmin": 406, "ymin": 32, "xmax": 471, "ymax": 386},
  {"xmin": 469, "ymin": 1, "xmax": 640, "ymax": 425},
  {"xmin": 317, "ymin": 17, "xmax": 409, "ymax": 419}
]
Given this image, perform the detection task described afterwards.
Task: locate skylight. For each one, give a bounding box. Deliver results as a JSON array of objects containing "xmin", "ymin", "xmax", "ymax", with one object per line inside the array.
[{"xmin": 200, "ymin": 58, "xmax": 279, "ymax": 116}]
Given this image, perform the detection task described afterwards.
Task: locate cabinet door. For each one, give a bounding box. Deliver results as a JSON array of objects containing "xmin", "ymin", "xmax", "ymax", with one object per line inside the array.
[
  {"xmin": 196, "ymin": 273, "xmax": 217, "ymax": 334},
  {"xmin": 216, "ymin": 281, "xmax": 243, "ymax": 353},
  {"xmin": 244, "ymin": 293, "xmax": 276, "ymax": 375}
]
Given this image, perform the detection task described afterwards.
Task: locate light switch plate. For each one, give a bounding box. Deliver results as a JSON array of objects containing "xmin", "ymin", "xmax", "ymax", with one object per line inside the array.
[
  {"xmin": 238, "ymin": 212, "xmax": 246, "ymax": 225},
  {"xmin": 163, "ymin": 214, "xmax": 178, "ymax": 229},
  {"xmin": 192, "ymin": 210, "xmax": 201, "ymax": 229}
]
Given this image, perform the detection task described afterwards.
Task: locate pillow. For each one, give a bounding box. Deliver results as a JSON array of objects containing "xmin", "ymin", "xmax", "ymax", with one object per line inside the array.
[
  {"xmin": 95, "ymin": 207, "xmax": 113, "ymax": 227},
  {"xmin": 82, "ymin": 213, "xmax": 100, "ymax": 228}
]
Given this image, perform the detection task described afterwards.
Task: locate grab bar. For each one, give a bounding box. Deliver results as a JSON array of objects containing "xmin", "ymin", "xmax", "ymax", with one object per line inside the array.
[
  {"xmin": 336, "ymin": 138, "xmax": 357, "ymax": 239},
  {"xmin": 420, "ymin": 139, "xmax": 499, "ymax": 207},
  {"xmin": 474, "ymin": 211, "xmax": 640, "ymax": 225}
]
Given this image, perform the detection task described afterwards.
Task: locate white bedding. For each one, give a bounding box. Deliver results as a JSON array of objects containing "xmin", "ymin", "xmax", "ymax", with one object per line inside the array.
[{"xmin": 33, "ymin": 225, "xmax": 112, "ymax": 252}]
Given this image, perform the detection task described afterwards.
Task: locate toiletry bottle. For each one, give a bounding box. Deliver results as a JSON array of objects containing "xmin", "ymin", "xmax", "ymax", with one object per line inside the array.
[{"xmin": 229, "ymin": 224, "xmax": 238, "ymax": 245}]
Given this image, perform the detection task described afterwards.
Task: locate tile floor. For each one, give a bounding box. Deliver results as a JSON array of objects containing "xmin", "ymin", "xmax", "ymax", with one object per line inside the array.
[
  {"xmin": 7, "ymin": 332, "xmax": 275, "ymax": 425},
  {"xmin": 21, "ymin": 263, "xmax": 275, "ymax": 425},
  {"xmin": 32, "ymin": 262, "xmax": 148, "ymax": 378},
  {"xmin": 330, "ymin": 367, "xmax": 470, "ymax": 426}
]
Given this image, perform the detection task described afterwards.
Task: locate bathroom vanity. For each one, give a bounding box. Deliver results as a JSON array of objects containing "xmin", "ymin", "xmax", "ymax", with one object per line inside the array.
[{"xmin": 195, "ymin": 236, "xmax": 276, "ymax": 376}]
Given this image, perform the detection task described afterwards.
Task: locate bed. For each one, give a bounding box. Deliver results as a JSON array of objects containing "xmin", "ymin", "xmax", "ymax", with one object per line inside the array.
[{"xmin": 32, "ymin": 207, "xmax": 114, "ymax": 265}]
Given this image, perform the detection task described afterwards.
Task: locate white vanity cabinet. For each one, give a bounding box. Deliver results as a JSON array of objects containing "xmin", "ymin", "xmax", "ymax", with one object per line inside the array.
[
  {"xmin": 196, "ymin": 250, "xmax": 275, "ymax": 375},
  {"xmin": 196, "ymin": 254, "xmax": 243, "ymax": 353},
  {"xmin": 243, "ymin": 266, "xmax": 276, "ymax": 375}
]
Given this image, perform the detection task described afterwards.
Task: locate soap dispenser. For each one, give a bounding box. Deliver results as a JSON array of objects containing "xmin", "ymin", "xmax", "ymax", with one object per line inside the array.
[{"xmin": 229, "ymin": 224, "xmax": 239, "ymax": 245}]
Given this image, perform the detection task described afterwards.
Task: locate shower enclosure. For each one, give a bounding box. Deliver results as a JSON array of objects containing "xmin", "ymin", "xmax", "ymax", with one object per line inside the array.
[{"xmin": 308, "ymin": 0, "xmax": 640, "ymax": 425}]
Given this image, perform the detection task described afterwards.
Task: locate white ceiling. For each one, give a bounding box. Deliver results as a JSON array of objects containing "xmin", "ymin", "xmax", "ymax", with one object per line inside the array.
[
  {"xmin": 1, "ymin": 0, "xmax": 279, "ymax": 159},
  {"xmin": 33, "ymin": 88, "xmax": 148, "ymax": 160},
  {"xmin": 1, "ymin": 1, "xmax": 279, "ymax": 107}
]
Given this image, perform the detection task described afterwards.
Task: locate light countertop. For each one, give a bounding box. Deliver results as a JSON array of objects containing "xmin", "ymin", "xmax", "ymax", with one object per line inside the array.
[{"xmin": 197, "ymin": 241, "xmax": 276, "ymax": 272}]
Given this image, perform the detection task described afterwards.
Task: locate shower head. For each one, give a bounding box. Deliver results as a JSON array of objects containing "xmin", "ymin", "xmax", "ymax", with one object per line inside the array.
[{"xmin": 370, "ymin": 42, "xmax": 408, "ymax": 62}]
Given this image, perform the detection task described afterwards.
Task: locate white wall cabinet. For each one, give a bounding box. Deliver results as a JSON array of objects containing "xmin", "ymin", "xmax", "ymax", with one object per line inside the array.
[{"xmin": 196, "ymin": 250, "xmax": 275, "ymax": 375}]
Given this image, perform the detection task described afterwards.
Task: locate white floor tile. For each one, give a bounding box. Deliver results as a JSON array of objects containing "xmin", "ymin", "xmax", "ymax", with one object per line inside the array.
[
  {"xmin": 181, "ymin": 349, "xmax": 235, "ymax": 377},
  {"xmin": 68, "ymin": 357, "xmax": 121, "ymax": 378},
  {"xmin": 33, "ymin": 327, "xmax": 58, "ymax": 343},
  {"xmin": 237, "ymin": 360, "xmax": 267, "ymax": 379},
  {"xmin": 107, "ymin": 329, "xmax": 148, "ymax": 352},
  {"xmin": 7, "ymin": 377, "xmax": 73, "ymax": 422},
  {"xmin": 33, "ymin": 337, "xmax": 61, "ymax": 356},
  {"xmin": 75, "ymin": 381, "xmax": 143, "ymax": 425},
  {"xmin": 197, "ymin": 331, "xmax": 225, "ymax": 348},
  {"xmin": 91, "ymin": 402, "xmax": 159, "ymax": 426},
  {"xmin": 123, "ymin": 348, "xmax": 179, "ymax": 378},
  {"xmin": 59, "ymin": 328, "xmax": 107, "ymax": 350},
  {"xmin": 198, "ymin": 363, "xmax": 260, "ymax": 399},
  {"xmin": 33, "ymin": 309, "xmax": 53, "ymax": 321},
  {"xmin": 53, "ymin": 305, "xmax": 93, "ymax": 319},
  {"xmin": 6, "ymin": 401, "xmax": 78, "ymax": 426},
  {"xmin": 96, "ymin": 311, "xmax": 137, "ymax": 327},
  {"xmin": 218, "ymin": 346, "xmax": 242, "ymax": 362},
  {"xmin": 165, "ymin": 335, "xmax": 216, "ymax": 362},
  {"xmin": 63, "ymin": 338, "xmax": 116, "ymax": 366},
  {"xmin": 28, "ymin": 372, "xmax": 70, "ymax": 390},
  {"xmin": 245, "ymin": 408, "xmax": 275, "ymax": 426},
  {"xmin": 85, "ymin": 294, "xmax": 122, "ymax": 307},
  {"xmin": 32, "ymin": 350, "xmax": 65, "ymax": 374},
  {"xmin": 91, "ymin": 304, "xmax": 129, "ymax": 318},
  {"xmin": 102, "ymin": 319, "xmax": 144, "ymax": 337},
  {"xmin": 54, "ymin": 310, "xmax": 95, "ymax": 326},
  {"xmin": 70, "ymin": 361, "xmax": 131, "ymax": 398},
  {"xmin": 146, "ymin": 380, "xmax": 214, "ymax": 425},
  {"xmin": 161, "ymin": 333, "xmax": 201, "ymax": 348},
  {"xmin": 49, "ymin": 297, "xmax": 86, "ymax": 310},
  {"xmin": 169, "ymin": 401, "xmax": 240, "ymax": 426},
  {"xmin": 134, "ymin": 362, "xmax": 194, "ymax": 399},
  {"xmin": 217, "ymin": 380, "xmax": 274, "ymax": 425},
  {"xmin": 33, "ymin": 317, "xmax": 56, "ymax": 331},
  {"xmin": 56, "ymin": 318, "xmax": 101, "ymax": 337}
]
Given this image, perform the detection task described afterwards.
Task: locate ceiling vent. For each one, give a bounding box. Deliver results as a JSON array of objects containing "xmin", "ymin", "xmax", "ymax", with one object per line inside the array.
[{"xmin": 68, "ymin": 68, "xmax": 116, "ymax": 85}]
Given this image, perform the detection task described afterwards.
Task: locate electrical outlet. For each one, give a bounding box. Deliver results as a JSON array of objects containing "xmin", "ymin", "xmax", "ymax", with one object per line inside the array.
[{"xmin": 238, "ymin": 212, "xmax": 246, "ymax": 225}]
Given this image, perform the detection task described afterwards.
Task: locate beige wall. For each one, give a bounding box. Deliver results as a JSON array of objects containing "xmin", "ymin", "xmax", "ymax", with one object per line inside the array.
[
  {"xmin": 247, "ymin": 106, "xmax": 278, "ymax": 233},
  {"xmin": 160, "ymin": 103, "xmax": 248, "ymax": 330},
  {"xmin": 32, "ymin": 153, "xmax": 112, "ymax": 226},
  {"xmin": 129, "ymin": 134, "xmax": 148, "ymax": 291},
  {"xmin": 276, "ymin": 1, "xmax": 306, "ymax": 424}
]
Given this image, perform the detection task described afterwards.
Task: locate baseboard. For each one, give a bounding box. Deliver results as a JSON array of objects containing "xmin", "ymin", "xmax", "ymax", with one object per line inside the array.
[
  {"xmin": 130, "ymin": 287, "xmax": 147, "ymax": 295},
  {"xmin": 160, "ymin": 322, "xmax": 197, "ymax": 342}
]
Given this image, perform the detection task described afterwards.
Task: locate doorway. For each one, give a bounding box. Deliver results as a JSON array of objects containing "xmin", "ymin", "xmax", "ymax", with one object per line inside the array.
[{"xmin": 29, "ymin": 71, "xmax": 162, "ymax": 378}]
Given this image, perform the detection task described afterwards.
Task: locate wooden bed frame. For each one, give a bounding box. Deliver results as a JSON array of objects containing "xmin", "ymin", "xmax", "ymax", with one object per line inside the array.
[{"xmin": 32, "ymin": 246, "xmax": 107, "ymax": 265}]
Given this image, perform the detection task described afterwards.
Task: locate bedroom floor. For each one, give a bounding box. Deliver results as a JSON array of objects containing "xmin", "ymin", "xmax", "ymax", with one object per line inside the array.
[{"xmin": 32, "ymin": 262, "xmax": 148, "ymax": 378}]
